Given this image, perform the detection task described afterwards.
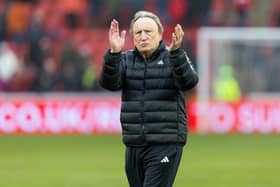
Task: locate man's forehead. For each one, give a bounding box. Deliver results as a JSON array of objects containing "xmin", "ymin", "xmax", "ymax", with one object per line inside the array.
[{"xmin": 133, "ymin": 17, "xmax": 157, "ymax": 30}]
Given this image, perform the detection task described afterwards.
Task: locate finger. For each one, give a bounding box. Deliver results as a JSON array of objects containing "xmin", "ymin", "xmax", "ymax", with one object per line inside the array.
[
  {"xmin": 111, "ymin": 19, "xmax": 119, "ymax": 32},
  {"xmin": 176, "ymin": 24, "xmax": 183, "ymax": 33},
  {"xmin": 175, "ymin": 26, "xmax": 184, "ymax": 44},
  {"xmin": 110, "ymin": 20, "xmax": 116, "ymax": 35},
  {"xmin": 177, "ymin": 24, "xmax": 183, "ymax": 32},
  {"xmin": 172, "ymin": 32, "xmax": 177, "ymax": 42},
  {"xmin": 121, "ymin": 30, "xmax": 126, "ymax": 40},
  {"xmin": 113, "ymin": 19, "xmax": 119, "ymax": 34},
  {"xmin": 109, "ymin": 21, "xmax": 114, "ymax": 39},
  {"xmin": 175, "ymin": 25, "xmax": 182, "ymax": 39},
  {"xmin": 175, "ymin": 24, "xmax": 183, "ymax": 36},
  {"xmin": 168, "ymin": 33, "xmax": 174, "ymax": 47},
  {"xmin": 172, "ymin": 26, "xmax": 179, "ymax": 42},
  {"xmin": 171, "ymin": 32, "xmax": 177, "ymax": 46},
  {"xmin": 177, "ymin": 24, "xmax": 184, "ymax": 40}
]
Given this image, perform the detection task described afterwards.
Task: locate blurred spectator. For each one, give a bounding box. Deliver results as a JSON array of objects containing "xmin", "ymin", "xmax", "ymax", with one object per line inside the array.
[
  {"xmin": 209, "ymin": 0, "xmax": 229, "ymax": 26},
  {"xmin": 0, "ymin": 0, "xmax": 7, "ymax": 42},
  {"xmin": 88, "ymin": 0, "xmax": 104, "ymax": 26},
  {"xmin": 0, "ymin": 42, "xmax": 21, "ymax": 91},
  {"xmin": 59, "ymin": 41, "xmax": 88, "ymax": 91},
  {"xmin": 27, "ymin": 8, "xmax": 46, "ymax": 69},
  {"xmin": 214, "ymin": 64, "xmax": 241, "ymax": 101},
  {"xmin": 185, "ymin": 0, "xmax": 212, "ymax": 26},
  {"xmin": 58, "ymin": 0, "xmax": 89, "ymax": 30},
  {"xmin": 81, "ymin": 61, "xmax": 98, "ymax": 91},
  {"xmin": 33, "ymin": 57, "xmax": 61, "ymax": 92},
  {"xmin": 75, "ymin": 31, "xmax": 99, "ymax": 91},
  {"xmin": 266, "ymin": 46, "xmax": 280, "ymax": 91},
  {"xmin": 155, "ymin": 0, "xmax": 170, "ymax": 25},
  {"xmin": 6, "ymin": 38, "xmax": 38, "ymax": 91},
  {"xmin": 167, "ymin": 0, "xmax": 188, "ymax": 24},
  {"xmin": 99, "ymin": 0, "xmax": 125, "ymax": 26},
  {"xmin": 232, "ymin": 0, "xmax": 252, "ymax": 26},
  {"xmin": 144, "ymin": 0, "xmax": 158, "ymax": 13},
  {"xmin": 268, "ymin": 0, "xmax": 280, "ymax": 27},
  {"xmin": 6, "ymin": 0, "xmax": 32, "ymax": 41},
  {"xmin": 118, "ymin": 0, "xmax": 145, "ymax": 27},
  {"xmin": 7, "ymin": 61, "xmax": 37, "ymax": 91}
]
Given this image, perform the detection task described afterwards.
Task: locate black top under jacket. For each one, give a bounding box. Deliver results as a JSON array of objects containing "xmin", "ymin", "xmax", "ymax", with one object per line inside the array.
[{"xmin": 100, "ymin": 41, "xmax": 199, "ymax": 146}]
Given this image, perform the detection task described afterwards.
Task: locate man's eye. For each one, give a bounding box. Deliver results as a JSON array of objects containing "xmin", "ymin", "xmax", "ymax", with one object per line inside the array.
[{"xmin": 146, "ymin": 31, "xmax": 152, "ymax": 35}]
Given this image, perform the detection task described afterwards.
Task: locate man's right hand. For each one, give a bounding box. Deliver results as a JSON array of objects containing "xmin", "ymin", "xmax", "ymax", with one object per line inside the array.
[{"xmin": 109, "ymin": 19, "xmax": 126, "ymax": 53}]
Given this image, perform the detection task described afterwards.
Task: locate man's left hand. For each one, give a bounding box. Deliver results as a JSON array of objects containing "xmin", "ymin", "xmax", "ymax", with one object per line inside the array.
[{"xmin": 169, "ymin": 24, "xmax": 184, "ymax": 51}]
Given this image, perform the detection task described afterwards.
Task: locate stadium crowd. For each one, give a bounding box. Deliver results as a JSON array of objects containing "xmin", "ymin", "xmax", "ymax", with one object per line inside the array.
[{"xmin": 0, "ymin": 0, "xmax": 278, "ymax": 92}]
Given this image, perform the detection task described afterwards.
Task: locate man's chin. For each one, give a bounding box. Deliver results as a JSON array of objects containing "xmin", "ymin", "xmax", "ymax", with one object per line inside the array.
[{"xmin": 138, "ymin": 48, "xmax": 151, "ymax": 54}]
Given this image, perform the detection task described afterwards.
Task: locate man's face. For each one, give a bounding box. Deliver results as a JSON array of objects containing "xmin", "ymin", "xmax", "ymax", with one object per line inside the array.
[{"xmin": 133, "ymin": 17, "xmax": 162, "ymax": 57}]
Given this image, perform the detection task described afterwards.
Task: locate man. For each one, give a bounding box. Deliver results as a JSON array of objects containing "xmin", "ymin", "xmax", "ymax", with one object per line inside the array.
[{"xmin": 100, "ymin": 10, "xmax": 198, "ymax": 187}]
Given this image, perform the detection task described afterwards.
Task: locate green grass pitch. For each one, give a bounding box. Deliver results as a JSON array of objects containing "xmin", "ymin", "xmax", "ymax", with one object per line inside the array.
[{"xmin": 0, "ymin": 134, "xmax": 279, "ymax": 187}]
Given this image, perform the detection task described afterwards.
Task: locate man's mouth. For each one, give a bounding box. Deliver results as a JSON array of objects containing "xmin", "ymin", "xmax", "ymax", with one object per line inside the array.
[{"xmin": 140, "ymin": 43, "xmax": 149, "ymax": 47}]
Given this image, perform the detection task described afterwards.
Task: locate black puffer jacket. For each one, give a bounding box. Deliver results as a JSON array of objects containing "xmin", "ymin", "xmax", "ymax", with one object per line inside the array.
[{"xmin": 100, "ymin": 41, "xmax": 198, "ymax": 146}]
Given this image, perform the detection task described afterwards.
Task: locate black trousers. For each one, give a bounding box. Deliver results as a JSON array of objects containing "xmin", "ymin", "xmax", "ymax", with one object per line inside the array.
[{"xmin": 125, "ymin": 144, "xmax": 183, "ymax": 187}]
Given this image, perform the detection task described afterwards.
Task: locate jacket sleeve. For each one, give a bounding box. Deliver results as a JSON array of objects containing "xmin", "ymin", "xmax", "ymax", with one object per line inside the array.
[
  {"xmin": 99, "ymin": 50, "xmax": 124, "ymax": 91},
  {"xmin": 170, "ymin": 48, "xmax": 199, "ymax": 91}
]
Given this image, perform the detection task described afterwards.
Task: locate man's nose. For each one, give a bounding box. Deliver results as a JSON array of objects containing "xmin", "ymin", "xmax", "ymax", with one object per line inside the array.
[{"xmin": 140, "ymin": 33, "xmax": 148, "ymax": 40}]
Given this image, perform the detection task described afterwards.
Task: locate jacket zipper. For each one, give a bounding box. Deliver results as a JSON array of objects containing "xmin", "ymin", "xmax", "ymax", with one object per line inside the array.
[{"xmin": 141, "ymin": 59, "xmax": 147, "ymax": 142}]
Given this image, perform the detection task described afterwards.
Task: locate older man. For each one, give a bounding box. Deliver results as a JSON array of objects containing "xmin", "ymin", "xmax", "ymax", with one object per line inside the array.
[{"xmin": 100, "ymin": 10, "xmax": 198, "ymax": 187}]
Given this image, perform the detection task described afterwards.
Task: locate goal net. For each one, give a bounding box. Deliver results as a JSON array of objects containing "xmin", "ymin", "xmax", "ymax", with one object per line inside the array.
[{"xmin": 195, "ymin": 27, "xmax": 280, "ymax": 134}]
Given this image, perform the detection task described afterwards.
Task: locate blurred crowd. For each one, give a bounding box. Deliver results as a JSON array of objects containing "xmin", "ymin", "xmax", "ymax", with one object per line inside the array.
[{"xmin": 0, "ymin": 0, "xmax": 279, "ymax": 92}]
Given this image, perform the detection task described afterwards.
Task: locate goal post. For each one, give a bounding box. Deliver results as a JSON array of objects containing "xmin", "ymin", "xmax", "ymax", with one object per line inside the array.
[{"xmin": 195, "ymin": 27, "xmax": 280, "ymax": 134}]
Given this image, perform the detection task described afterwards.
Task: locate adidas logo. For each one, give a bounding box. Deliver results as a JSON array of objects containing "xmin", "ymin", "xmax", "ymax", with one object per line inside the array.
[
  {"xmin": 160, "ymin": 156, "xmax": 169, "ymax": 163},
  {"xmin": 157, "ymin": 60, "xmax": 164, "ymax": 65}
]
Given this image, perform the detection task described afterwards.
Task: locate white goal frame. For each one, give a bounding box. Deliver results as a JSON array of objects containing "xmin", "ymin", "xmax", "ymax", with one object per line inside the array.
[{"xmin": 196, "ymin": 27, "xmax": 280, "ymax": 133}]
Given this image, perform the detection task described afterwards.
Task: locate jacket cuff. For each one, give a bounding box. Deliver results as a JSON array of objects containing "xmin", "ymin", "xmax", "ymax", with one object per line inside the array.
[
  {"xmin": 169, "ymin": 48, "xmax": 186, "ymax": 67},
  {"xmin": 104, "ymin": 49, "xmax": 122, "ymax": 65}
]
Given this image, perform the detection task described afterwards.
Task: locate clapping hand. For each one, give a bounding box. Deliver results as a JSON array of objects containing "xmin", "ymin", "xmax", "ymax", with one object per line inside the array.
[
  {"xmin": 169, "ymin": 24, "xmax": 184, "ymax": 51},
  {"xmin": 109, "ymin": 19, "xmax": 126, "ymax": 53}
]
